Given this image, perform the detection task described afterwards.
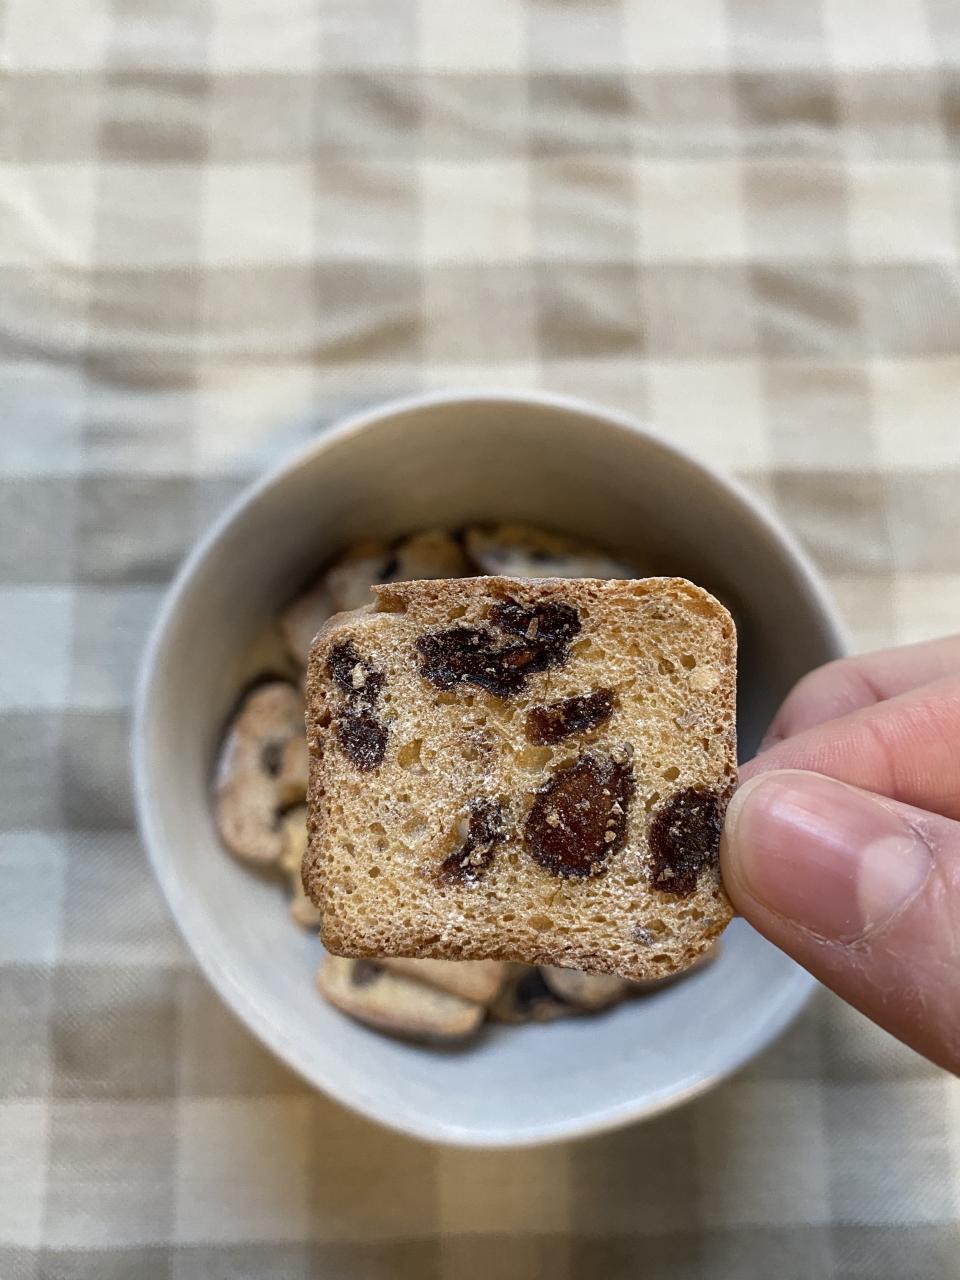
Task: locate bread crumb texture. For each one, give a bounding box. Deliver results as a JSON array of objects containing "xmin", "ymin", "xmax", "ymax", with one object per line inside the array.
[{"xmin": 305, "ymin": 576, "xmax": 736, "ymax": 981}]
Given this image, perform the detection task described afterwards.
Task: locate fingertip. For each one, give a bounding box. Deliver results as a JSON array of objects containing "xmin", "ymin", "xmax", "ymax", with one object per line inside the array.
[{"xmin": 721, "ymin": 769, "xmax": 930, "ymax": 943}]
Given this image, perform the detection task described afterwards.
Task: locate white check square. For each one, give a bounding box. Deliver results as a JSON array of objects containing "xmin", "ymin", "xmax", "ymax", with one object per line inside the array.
[
  {"xmin": 4, "ymin": 0, "xmax": 111, "ymax": 69},
  {"xmin": 646, "ymin": 360, "xmax": 769, "ymax": 471},
  {"xmin": 823, "ymin": 0, "xmax": 935, "ymax": 69},
  {"xmin": 204, "ymin": 164, "xmax": 316, "ymax": 266},
  {"xmin": 0, "ymin": 165, "xmax": 97, "ymax": 269},
  {"xmin": 636, "ymin": 161, "xmax": 747, "ymax": 262},
  {"xmin": 419, "ymin": 0, "xmax": 525, "ymax": 71},
  {"xmin": 624, "ymin": 0, "xmax": 730, "ymax": 70},
  {"xmin": 948, "ymin": 1075, "xmax": 960, "ymax": 1220},
  {"xmin": 848, "ymin": 163, "xmax": 957, "ymax": 263},
  {"xmin": 95, "ymin": 164, "xmax": 206, "ymax": 267},
  {"xmin": 894, "ymin": 573, "xmax": 960, "ymax": 647},
  {"xmin": 45, "ymin": 1101, "xmax": 175, "ymax": 1247},
  {"xmin": 870, "ymin": 357, "xmax": 960, "ymax": 470},
  {"xmin": 421, "ymin": 161, "xmax": 532, "ymax": 265},
  {"xmin": 209, "ymin": 0, "xmax": 323, "ymax": 71}
]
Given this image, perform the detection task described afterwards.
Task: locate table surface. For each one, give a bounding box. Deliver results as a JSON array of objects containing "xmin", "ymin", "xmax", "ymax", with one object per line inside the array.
[{"xmin": 2, "ymin": 1, "xmax": 960, "ymax": 1277}]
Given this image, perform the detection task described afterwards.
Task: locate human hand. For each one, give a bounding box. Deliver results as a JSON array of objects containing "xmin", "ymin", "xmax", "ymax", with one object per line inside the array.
[{"xmin": 720, "ymin": 635, "xmax": 960, "ymax": 1073}]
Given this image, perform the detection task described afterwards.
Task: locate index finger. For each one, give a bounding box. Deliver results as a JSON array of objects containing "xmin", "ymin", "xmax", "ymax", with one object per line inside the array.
[
  {"xmin": 762, "ymin": 633, "xmax": 960, "ymax": 748},
  {"xmin": 744, "ymin": 674, "xmax": 960, "ymax": 821}
]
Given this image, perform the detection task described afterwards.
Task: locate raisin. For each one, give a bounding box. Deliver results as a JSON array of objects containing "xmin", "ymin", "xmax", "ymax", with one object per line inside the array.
[
  {"xmin": 335, "ymin": 710, "xmax": 388, "ymax": 771},
  {"xmin": 493, "ymin": 967, "xmax": 568, "ymax": 1022},
  {"xmin": 327, "ymin": 640, "xmax": 384, "ymax": 703},
  {"xmin": 489, "ymin": 598, "xmax": 580, "ymax": 650},
  {"xmin": 351, "ymin": 960, "xmax": 383, "ymax": 988},
  {"xmin": 327, "ymin": 640, "xmax": 362, "ymax": 694},
  {"xmin": 525, "ymin": 689, "xmax": 615, "ymax": 745},
  {"xmin": 416, "ymin": 598, "xmax": 581, "ymax": 698},
  {"xmin": 416, "ymin": 626, "xmax": 518, "ymax": 696},
  {"xmin": 648, "ymin": 787, "xmax": 725, "ymax": 897},
  {"xmin": 524, "ymin": 751, "xmax": 635, "ymax": 878},
  {"xmin": 260, "ymin": 739, "xmax": 285, "ymax": 777},
  {"xmin": 437, "ymin": 799, "xmax": 506, "ymax": 886},
  {"xmin": 512, "ymin": 968, "xmax": 560, "ymax": 1014},
  {"xmin": 327, "ymin": 640, "xmax": 389, "ymax": 768}
]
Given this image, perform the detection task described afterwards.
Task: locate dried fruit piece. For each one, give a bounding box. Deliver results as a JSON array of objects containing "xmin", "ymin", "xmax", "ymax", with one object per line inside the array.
[
  {"xmin": 489, "ymin": 598, "xmax": 580, "ymax": 647},
  {"xmin": 489, "ymin": 966, "xmax": 571, "ymax": 1023},
  {"xmin": 326, "ymin": 641, "xmax": 388, "ymax": 770},
  {"xmin": 437, "ymin": 799, "xmax": 506, "ymax": 886},
  {"xmin": 260, "ymin": 739, "xmax": 287, "ymax": 777},
  {"xmin": 525, "ymin": 688, "xmax": 615, "ymax": 745},
  {"xmin": 524, "ymin": 750, "xmax": 635, "ymax": 878},
  {"xmin": 416, "ymin": 625, "xmax": 519, "ymax": 696},
  {"xmin": 335, "ymin": 710, "xmax": 388, "ymax": 771},
  {"xmin": 648, "ymin": 787, "xmax": 725, "ymax": 897},
  {"xmin": 416, "ymin": 598, "xmax": 581, "ymax": 698},
  {"xmin": 350, "ymin": 960, "xmax": 383, "ymax": 988},
  {"xmin": 327, "ymin": 640, "xmax": 384, "ymax": 701}
]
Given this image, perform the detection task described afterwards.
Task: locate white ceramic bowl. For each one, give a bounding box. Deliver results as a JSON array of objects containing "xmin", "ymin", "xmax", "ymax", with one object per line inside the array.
[{"xmin": 133, "ymin": 390, "xmax": 845, "ymax": 1147}]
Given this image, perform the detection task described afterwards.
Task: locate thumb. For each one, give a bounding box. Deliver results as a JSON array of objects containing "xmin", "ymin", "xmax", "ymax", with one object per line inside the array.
[{"xmin": 721, "ymin": 769, "xmax": 960, "ymax": 1074}]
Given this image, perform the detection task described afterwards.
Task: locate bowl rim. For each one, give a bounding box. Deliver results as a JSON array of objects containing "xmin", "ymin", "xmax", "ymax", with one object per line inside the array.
[{"xmin": 133, "ymin": 387, "xmax": 847, "ymax": 1148}]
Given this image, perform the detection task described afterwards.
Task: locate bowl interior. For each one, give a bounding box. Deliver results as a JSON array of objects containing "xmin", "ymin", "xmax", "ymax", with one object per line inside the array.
[{"xmin": 136, "ymin": 394, "xmax": 842, "ymax": 1146}]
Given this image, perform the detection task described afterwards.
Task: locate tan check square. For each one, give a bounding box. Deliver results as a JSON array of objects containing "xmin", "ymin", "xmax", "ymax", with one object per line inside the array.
[{"xmin": 174, "ymin": 1099, "xmax": 314, "ymax": 1244}]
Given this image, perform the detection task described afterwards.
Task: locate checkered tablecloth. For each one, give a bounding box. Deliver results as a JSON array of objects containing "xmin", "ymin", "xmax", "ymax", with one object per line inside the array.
[{"xmin": 3, "ymin": 1, "xmax": 960, "ymax": 1276}]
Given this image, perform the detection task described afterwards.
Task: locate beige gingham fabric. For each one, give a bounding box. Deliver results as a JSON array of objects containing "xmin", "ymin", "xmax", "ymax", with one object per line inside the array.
[{"xmin": 2, "ymin": 1, "xmax": 960, "ymax": 1276}]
